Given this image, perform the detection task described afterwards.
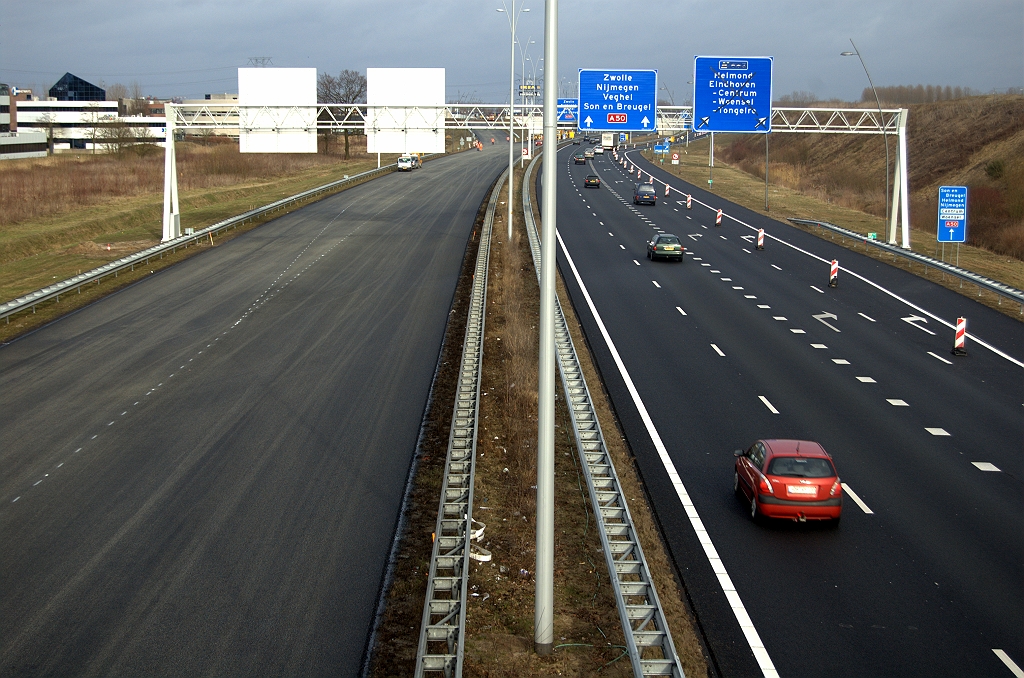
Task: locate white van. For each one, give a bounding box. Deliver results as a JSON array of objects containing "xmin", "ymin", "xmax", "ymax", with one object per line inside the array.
[{"xmin": 397, "ymin": 155, "xmax": 415, "ymax": 171}]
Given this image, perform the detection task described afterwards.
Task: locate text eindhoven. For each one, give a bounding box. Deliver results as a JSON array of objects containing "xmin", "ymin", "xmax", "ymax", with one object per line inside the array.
[
  {"xmin": 707, "ymin": 70, "xmax": 758, "ymax": 115},
  {"xmin": 583, "ymin": 73, "xmax": 652, "ymax": 112}
]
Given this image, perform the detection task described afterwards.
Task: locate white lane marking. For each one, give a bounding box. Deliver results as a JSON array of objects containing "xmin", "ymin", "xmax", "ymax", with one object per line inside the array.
[
  {"xmin": 842, "ymin": 483, "xmax": 874, "ymax": 514},
  {"xmin": 633, "ymin": 260, "xmax": 640, "ymax": 266},
  {"xmin": 810, "ymin": 285, "xmax": 825, "ymax": 294},
  {"xmin": 744, "ymin": 295, "xmax": 757, "ymax": 299},
  {"xmin": 791, "ymin": 329, "xmax": 806, "ymax": 334},
  {"xmin": 859, "ymin": 312, "xmax": 876, "ymax": 322},
  {"xmin": 993, "ymin": 649, "xmax": 1024, "ymax": 677},
  {"xmin": 701, "ymin": 263, "xmax": 711, "ymax": 267},
  {"xmin": 759, "ymin": 396, "xmax": 780, "ymax": 414},
  {"xmin": 773, "ymin": 316, "xmax": 787, "ymax": 321},
  {"xmin": 11, "ymin": 497, "xmax": 19, "ymax": 503},
  {"xmin": 711, "ymin": 344, "xmax": 726, "ymax": 357},
  {"xmin": 902, "ymin": 315, "xmax": 936, "ymax": 335},
  {"xmin": 757, "ymin": 304, "xmax": 771, "ymax": 309},
  {"xmin": 711, "ymin": 269, "xmax": 720, "ymax": 273},
  {"xmin": 609, "ymin": 232, "xmax": 614, "ymax": 236},
  {"xmin": 928, "ymin": 351, "xmax": 953, "ymax": 364},
  {"xmin": 856, "ymin": 376, "xmax": 877, "ymax": 383},
  {"xmin": 743, "ymin": 248, "xmax": 752, "ymax": 254},
  {"xmin": 620, "ymin": 245, "xmax": 626, "ymax": 250},
  {"xmin": 600, "ymin": 222, "xmax": 605, "ymax": 226},
  {"xmin": 813, "ymin": 311, "xmax": 841, "ymax": 333},
  {"xmin": 652, "ymin": 281, "xmax": 661, "ymax": 288},
  {"xmin": 686, "ymin": 215, "xmax": 692, "ymax": 219},
  {"xmin": 926, "ymin": 427, "xmax": 951, "ymax": 436},
  {"xmin": 721, "ymin": 277, "xmax": 733, "ymax": 281},
  {"xmin": 677, "ymin": 307, "xmax": 687, "ymax": 316},
  {"xmin": 771, "ymin": 264, "xmax": 782, "ymax": 270},
  {"xmin": 973, "ymin": 462, "xmax": 1002, "ymax": 472},
  {"xmin": 887, "ymin": 399, "xmax": 909, "ymax": 406},
  {"xmin": 554, "ymin": 228, "xmax": 780, "ymax": 678},
  {"xmin": 693, "ymin": 257, "xmax": 702, "ymax": 260},
  {"xmin": 733, "ymin": 286, "xmax": 744, "ymax": 290},
  {"xmin": 811, "ymin": 343, "xmax": 828, "ymax": 349},
  {"xmin": 701, "ymin": 224, "xmax": 708, "ymax": 229},
  {"xmin": 74, "ymin": 447, "xmax": 82, "ymax": 453},
  {"xmin": 832, "ymin": 359, "xmax": 850, "ymax": 364}
]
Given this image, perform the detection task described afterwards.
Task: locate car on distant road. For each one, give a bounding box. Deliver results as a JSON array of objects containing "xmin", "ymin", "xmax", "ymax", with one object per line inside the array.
[
  {"xmin": 734, "ymin": 439, "xmax": 842, "ymax": 525},
  {"xmin": 572, "ymin": 138, "xmax": 582, "ymax": 145},
  {"xmin": 573, "ymin": 154, "xmax": 587, "ymax": 164},
  {"xmin": 594, "ymin": 146, "xmax": 604, "ymax": 154},
  {"xmin": 584, "ymin": 175, "xmax": 600, "ymax": 188},
  {"xmin": 633, "ymin": 183, "xmax": 657, "ymax": 205},
  {"xmin": 646, "ymin": 233, "xmax": 683, "ymax": 261},
  {"xmin": 584, "ymin": 149, "xmax": 595, "ymax": 159}
]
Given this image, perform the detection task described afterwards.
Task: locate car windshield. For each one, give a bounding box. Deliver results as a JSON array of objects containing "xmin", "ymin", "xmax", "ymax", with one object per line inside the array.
[
  {"xmin": 658, "ymin": 236, "xmax": 680, "ymax": 245},
  {"xmin": 767, "ymin": 456, "xmax": 835, "ymax": 478}
]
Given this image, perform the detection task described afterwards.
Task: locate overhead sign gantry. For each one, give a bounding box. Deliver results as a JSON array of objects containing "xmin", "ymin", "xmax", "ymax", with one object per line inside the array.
[
  {"xmin": 692, "ymin": 56, "xmax": 773, "ymax": 132},
  {"xmin": 577, "ymin": 69, "xmax": 657, "ymax": 131}
]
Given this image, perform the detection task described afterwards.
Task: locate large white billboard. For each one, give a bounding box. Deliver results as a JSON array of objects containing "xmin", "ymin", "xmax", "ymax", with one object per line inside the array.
[
  {"xmin": 238, "ymin": 68, "xmax": 317, "ymax": 153},
  {"xmin": 366, "ymin": 68, "xmax": 445, "ymax": 154}
]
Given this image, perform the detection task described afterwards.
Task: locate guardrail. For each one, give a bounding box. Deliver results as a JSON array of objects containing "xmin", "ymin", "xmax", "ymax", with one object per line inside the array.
[
  {"xmin": 789, "ymin": 218, "xmax": 1024, "ymax": 313},
  {"xmin": 414, "ymin": 167, "xmax": 506, "ymax": 677},
  {"xmin": 523, "ymin": 151, "xmax": 685, "ymax": 677},
  {"xmin": 1, "ymin": 156, "xmax": 445, "ymax": 325}
]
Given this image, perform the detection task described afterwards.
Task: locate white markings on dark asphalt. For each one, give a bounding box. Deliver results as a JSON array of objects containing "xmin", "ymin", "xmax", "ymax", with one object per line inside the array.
[
  {"xmin": 721, "ymin": 277, "xmax": 732, "ymax": 281},
  {"xmin": 771, "ymin": 264, "xmax": 782, "ymax": 270},
  {"xmin": 744, "ymin": 295, "xmax": 757, "ymax": 299},
  {"xmin": 813, "ymin": 311, "xmax": 841, "ymax": 332},
  {"xmin": 608, "ymin": 232, "xmax": 614, "ymax": 236},
  {"xmin": 832, "ymin": 359, "xmax": 850, "ymax": 365},
  {"xmin": 842, "ymin": 483, "xmax": 874, "ymax": 514},
  {"xmin": 902, "ymin": 315, "xmax": 936, "ymax": 335},
  {"xmin": 732, "ymin": 286, "xmax": 744, "ymax": 290},
  {"xmin": 759, "ymin": 396, "xmax": 780, "ymax": 414},
  {"xmin": 701, "ymin": 263, "xmax": 711, "ymax": 267},
  {"xmin": 676, "ymin": 307, "xmax": 687, "ymax": 316},
  {"xmin": 791, "ymin": 329, "xmax": 806, "ymax": 334},
  {"xmin": 710, "ymin": 270, "xmax": 720, "ymax": 274},
  {"xmin": 810, "ymin": 285, "xmax": 825, "ymax": 294},
  {"xmin": 711, "ymin": 344, "xmax": 726, "ymax": 357},
  {"xmin": 743, "ymin": 248, "xmax": 752, "ymax": 254},
  {"xmin": 887, "ymin": 399, "xmax": 909, "ymax": 406},
  {"xmin": 652, "ymin": 281, "xmax": 661, "ymax": 288},
  {"xmin": 620, "ymin": 245, "xmax": 626, "ymax": 250},
  {"xmin": 633, "ymin": 260, "xmax": 640, "ymax": 266},
  {"xmin": 773, "ymin": 316, "xmax": 787, "ymax": 321},
  {"xmin": 928, "ymin": 351, "xmax": 953, "ymax": 364},
  {"xmin": 926, "ymin": 427, "xmax": 951, "ymax": 436},
  {"xmin": 858, "ymin": 312, "xmax": 876, "ymax": 322},
  {"xmin": 992, "ymin": 649, "xmax": 1024, "ymax": 677},
  {"xmin": 811, "ymin": 344, "xmax": 828, "ymax": 349},
  {"xmin": 757, "ymin": 304, "xmax": 771, "ymax": 309},
  {"xmin": 720, "ymin": 235, "xmax": 727, "ymax": 240},
  {"xmin": 692, "ymin": 257, "xmax": 702, "ymax": 260},
  {"xmin": 600, "ymin": 221, "xmax": 605, "ymax": 225},
  {"xmin": 856, "ymin": 377, "xmax": 877, "ymax": 383},
  {"xmin": 972, "ymin": 462, "xmax": 1002, "ymax": 472}
]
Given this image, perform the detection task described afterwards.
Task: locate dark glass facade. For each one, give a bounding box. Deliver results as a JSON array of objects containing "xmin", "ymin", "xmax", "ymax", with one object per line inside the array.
[{"xmin": 48, "ymin": 73, "xmax": 106, "ymax": 102}]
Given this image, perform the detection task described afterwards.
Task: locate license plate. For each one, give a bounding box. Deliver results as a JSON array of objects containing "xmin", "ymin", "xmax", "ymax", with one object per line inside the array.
[
  {"xmin": 787, "ymin": 485, "xmax": 817, "ymax": 495},
  {"xmin": 663, "ymin": 246, "xmax": 675, "ymax": 251}
]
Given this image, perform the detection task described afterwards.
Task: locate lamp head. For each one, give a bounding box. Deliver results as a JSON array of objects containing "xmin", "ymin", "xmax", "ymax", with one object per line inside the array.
[{"xmin": 840, "ymin": 51, "xmax": 856, "ymax": 56}]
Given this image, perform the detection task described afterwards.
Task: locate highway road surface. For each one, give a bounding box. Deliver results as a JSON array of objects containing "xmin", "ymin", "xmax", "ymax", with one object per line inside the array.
[
  {"xmin": 548, "ymin": 142, "xmax": 1023, "ymax": 677},
  {"xmin": 0, "ymin": 143, "xmax": 506, "ymax": 675}
]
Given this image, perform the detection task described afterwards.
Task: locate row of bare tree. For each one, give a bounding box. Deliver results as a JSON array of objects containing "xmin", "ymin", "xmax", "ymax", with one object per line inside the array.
[{"xmin": 317, "ymin": 70, "xmax": 366, "ymax": 158}]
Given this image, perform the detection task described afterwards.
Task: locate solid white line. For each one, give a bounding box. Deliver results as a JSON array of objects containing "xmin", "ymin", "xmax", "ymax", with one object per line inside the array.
[
  {"xmin": 676, "ymin": 306, "xmax": 687, "ymax": 316},
  {"xmin": 554, "ymin": 228, "xmax": 780, "ymax": 678},
  {"xmin": 993, "ymin": 649, "xmax": 1024, "ymax": 678},
  {"xmin": 758, "ymin": 396, "xmax": 780, "ymax": 414},
  {"xmin": 928, "ymin": 351, "xmax": 953, "ymax": 364},
  {"xmin": 842, "ymin": 483, "xmax": 874, "ymax": 514},
  {"xmin": 711, "ymin": 344, "xmax": 726, "ymax": 356},
  {"xmin": 858, "ymin": 312, "xmax": 876, "ymax": 322}
]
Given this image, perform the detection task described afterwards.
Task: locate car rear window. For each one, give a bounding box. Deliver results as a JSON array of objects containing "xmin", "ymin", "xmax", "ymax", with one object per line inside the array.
[
  {"xmin": 638, "ymin": 187, "xmax": 655, "ymax": 194},
  {"xmin": 658, "ymin": 236, "xmax": 680, "ymax": 245},
  {"xmin": 767, "ymin": 456, "xmax": 835, "ymax": 478}
]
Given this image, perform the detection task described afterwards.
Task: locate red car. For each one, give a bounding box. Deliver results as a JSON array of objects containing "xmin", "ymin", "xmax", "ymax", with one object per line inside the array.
[{"xmin": 734, "ymin": 439, "xmax": 842, "ymax": 525}]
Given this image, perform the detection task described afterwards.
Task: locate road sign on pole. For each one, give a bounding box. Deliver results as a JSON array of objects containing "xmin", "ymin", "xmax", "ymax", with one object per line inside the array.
[
  {"xmin": 578, "ymin": 69, "xmax": 657, "ymax": 131},
  {"xmin": 937, "ymin": 185, "xmax": 967, "ymax": 243},
  {"xmin": 693, "ymin": 56, "xmax": 773, "ymax": 133},
  {"xmin": 557, "ymin": 98, "xmax": 578, "ymax": 123}
]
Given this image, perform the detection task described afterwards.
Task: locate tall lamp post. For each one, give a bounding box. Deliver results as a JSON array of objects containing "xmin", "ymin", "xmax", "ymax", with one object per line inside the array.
[
  {"xmin": 842, "ymin": 39, "xmax": 890, "ymax": 231},
  {"xmin": 497, "ymin": 2, "xmax": 530, "ymax": 240}
]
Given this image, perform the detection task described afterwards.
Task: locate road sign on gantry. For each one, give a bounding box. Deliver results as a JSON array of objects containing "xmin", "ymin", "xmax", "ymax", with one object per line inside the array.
[
  {"xmin": 578, "ymin": 69, "xmax": 657, "ymax": 131},
  {"xmin": 557, "ymin": 98, "xmax": 578, "ymax": 122},
  {"xmin": 937, "ymin": 185, "xmax": 967, "ymax": 242},
  {"xmin": 692, "ymin": 57, "xmax": 773, "ymax": 132}
]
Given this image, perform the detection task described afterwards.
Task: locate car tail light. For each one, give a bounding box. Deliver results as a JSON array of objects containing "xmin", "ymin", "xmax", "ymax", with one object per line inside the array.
[
  {"xmin": 830, "ymin": 479, "xmax": 841, "ymax": 496},
  {"xmin": 758, "ymin": 476, "xmax": 774, "ymax": 494}
]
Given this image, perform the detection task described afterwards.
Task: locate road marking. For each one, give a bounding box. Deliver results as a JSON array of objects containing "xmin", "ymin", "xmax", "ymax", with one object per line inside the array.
[
  {"xmin": 620, "ymin": 245, "xmax": 626, "ymax": 250},
  {"xmin": 928, "ymin": 351, "xmax": 953, "ymax": 364},
  {"xmin": 926, "ymin": 427, "xmax": 951, "ymax": 436},
  {"xmin": 842, "ymin": 483, "xmax": 874, "ymax": 514},
  {"xmin": 887, "ymin": 399, "xmax": 909, "ymax": 406},
  {"xmin": 771, "ymin": 264, "xmax": 782, "ymax": 270},
  {"xmin": 676, "ymin": 307, "xmax": 687, "ymax": 316},
  {"xmin": 701, "ymin": 263, "xmax": 711, "ymax": 267},
  {"xmin": 554, "ymin": 229, "xmax": 780, "ymax": 678},
  {"xmin": 972, "ymin": 462, "xmax": 1001, "ymax": 472},
  {"xmin": 692, "ymin": 257, "xmax": 702, "ymax": 260},
  {"xmin": 732, "ymin": 286, "xmax": 744, "ymax": 290},
  {"xmin": 720, "ymin": 235, "xmax": 728, "ymax": 240},
  {"xmin": 832, "ymin": 358, "xmax": 850, "ymax": 365},
  {"xmin": 757, "ymin": 304, "xmax": 771, "ymax": 309},
  {"xmin": 600, "ymin": 222, "xmax": 605, "ymax": 226},
  {"xmin": 686, "ymin": 215, "xmax": 691, "ymax": 219},
  {"xmin": 856, "ymin": 376, "xmax": 876, "ymax": 383},
  {"xmin": 609, "ymin": 232, "xmax": 614, "ymax": 236},
  {"xmin": 759, "ymin": 396, "xmax": 780, "ymax": 414},
  {"xmin": 701, "ymin": 224, "xmax": 708, "ymax": 229},
  {"xmin": 721, "ymin": 277, "xmax": 732, "ymax": 281},
  {"xmin": 813, "ymin": 311, "xmax": 841, "ymax": 332},
  {"xmin": 810, "ymin": 285, "xmax": 825, "ymax": 294},
  {"xmin": 744, "ymin": 295, "xmax": 757, "ymax": 299},
  {"xmin": 633, "ymin": 260, "xmax": 640, "ymax": 266},
  {"xmin": 652, "ymin": 281, "xmax": 661, "ymax": 288},
  {"xmin": 811, "ymin": 343, "xmax": 828, "ymax": 349},
  {"xmin": 791, "ymin": 329, "xmax": 806, "ymax": 334},
  {"xmin": 711, "ymin": 344, "xmax": 726, "ymax": 356},
  {"xmin": 743, "ymin": 248, "xmax": 752, "ymax": 253},
  {"xmin": 993, "ymin": 649, "xmax": 1024, "ymax": 677},
  {"xmin": 902, "ymin": 315, "xmax": 936, "ymax": 335},
  {"xmin": 773, "ymin": 316, "xmax": 787, "ymax": 321},
  {"xmin": 858, "ymin": 312, "xmax": 876, "ymax": 322}
]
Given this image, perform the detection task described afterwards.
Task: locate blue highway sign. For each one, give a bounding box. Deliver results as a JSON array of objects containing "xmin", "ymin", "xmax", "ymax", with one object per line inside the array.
[
  {"xmin": 693, "ymin": 56, "xmax": 773, "ymax": 133},
  {"xmin": 578, "ymin": 69, "xmax": 657, "ymax": 131},
  {"xmin": 557, "ymin": 98, "xmax": 578, "ymax": 123},
  {"xmin": 937, "ymin": 185, "xmax": 968, "ymax": 242}
]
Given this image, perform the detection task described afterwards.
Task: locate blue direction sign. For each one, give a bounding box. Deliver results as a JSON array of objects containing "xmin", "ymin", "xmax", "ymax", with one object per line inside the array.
[
  {"xmin": 578, "ymin": 69, "xmax": 657, "ymax": 131},
  {"xmin": 557, "ymin": 98, "xmax": 578, "ymax": 123},
  {"xmin": 937, "ymin": 185, "xmax": 968, "ymax": 242},
  {"xmin": 654, "ymin": 144, "xmax": 668, "ymax": 154},
  {"xmin": 693, "ymin": 56, "xmax": 773, "ymax": 133}
]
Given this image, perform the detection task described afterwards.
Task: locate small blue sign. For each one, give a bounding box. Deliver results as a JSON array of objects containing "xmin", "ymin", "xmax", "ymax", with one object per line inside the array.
[
  {"xmin": 692, "ymin": 56, "xmax": 773, "ymax": 133},
  {"xmin": 654, "ymin": 144, "xmax": 668, "ymax": 154},
  {"xmin": 937, "ymin": 186, "xmax": 968, "ymax": 243},
  {"xmin": 619, "ymin": 133, "xmax": 627, "ymax": 142},
  {"xmin": 557, "ymin": 98, "xmax": 578, "ymax": 122},
  {"xmin": 578, "ymin": 69, "xmax": 658, "ymax": 131}
]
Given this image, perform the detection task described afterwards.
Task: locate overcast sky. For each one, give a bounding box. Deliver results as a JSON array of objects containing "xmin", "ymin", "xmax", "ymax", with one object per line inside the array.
[{"xmin": 2, "ymin": 0, "xmax": 1022, "ymax": 103}]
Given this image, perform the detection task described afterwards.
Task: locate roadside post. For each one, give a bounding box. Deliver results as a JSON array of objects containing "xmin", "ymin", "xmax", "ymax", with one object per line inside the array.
[
  {"xmin": 757, "ymin": 228, "xmax": 765, "ymax": 250},
  {"xmin": 715, "ymin": 209, "xmax": 722, "ymax": 226},
  {"xmin": 686, "ymin": 194, "xmax": 692, "ymax": 210},
  {"xmin": 952, "ymin": 317, "xmax": 968, "ymax": 356}
]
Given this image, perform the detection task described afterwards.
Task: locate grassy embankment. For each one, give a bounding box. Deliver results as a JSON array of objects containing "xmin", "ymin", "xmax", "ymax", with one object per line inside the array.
[{"xmin": 644, "ymin": 95, "xmax": 1024, "ymax": 317}]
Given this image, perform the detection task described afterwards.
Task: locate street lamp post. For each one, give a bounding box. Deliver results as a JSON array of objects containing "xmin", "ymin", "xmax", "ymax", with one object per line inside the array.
[
  {"xmin": 842, "ymin": 39, "xmax": 890, "ymax": 233},
  {"xmin": 497, "ymin": 2, "xmax": 530, "ymax": 240}
]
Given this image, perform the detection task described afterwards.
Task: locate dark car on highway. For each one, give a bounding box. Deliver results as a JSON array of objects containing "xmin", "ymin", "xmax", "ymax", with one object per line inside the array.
[
  {"xmin": 646, "ymin": 234, "xmax": 683, "ymax": 261},
  {"xmin": 574, "ymin": 154, "xmax": 587, "ymax": 164},
  {"xmin": 734, "ymin": 439, "xmax": 843, "ymax": 525},
  {"xmin": 584, "ymin": 175, "xmax": 600, "ymax": 188},
  {"xmin": 633, "ymin": 183, "xmax": 657, "ymax": 205},
  {"xmin": 572, "ymin": 138, "xmax": 582, "ymax": 144}
]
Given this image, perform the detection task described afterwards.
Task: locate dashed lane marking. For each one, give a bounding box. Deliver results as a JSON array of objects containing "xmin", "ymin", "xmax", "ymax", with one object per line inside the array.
[
  {"xmin": 859, "ymin": 312, "xmax": 876, "ymax": 322},
  {"xmin": 842, "ymin": 483, "xmax": 874, "ymax": 514},
  {"xmin": 973, "ymin": 462, "xmax": 1002, "ymax": 472},
  {"xmin": 771, "ymin": 264, "xmax": 782, "ymax": 270},
  {"xmin": 832, "ymin": 359, "xmax": 850, "ymax": 364},
  {"xmin": 711, "ymin": 344, "xmax": 726, "ymax": 357},
  {"xmin": 810, "ymin": 286, "xmax": 825, "ymax": 294},
  {"xmin": 811, "ymin": 344, "xmax": 828, "ymax": 349},
  {"xmin": 856, "ymin": 376, "xmax": 876, "ymax": 383},
  {"xmin": 758, "ymin": 396, "xmax": 780, "ymax": 414},
  {"xmin": 676, "ymin": 307, "xmax": 687, "ymax": 316},
  {"xmin": 928, "ymin": 351, "xmax": 953, "ymax": 364},
  {"xmin": 791, "ymin": 329, "xmax": 806, "ymax": 334},
  {"xmin": 652, "ymin": 281, "xmax": 661, "ymax": 288},
  {"xmin": 773, "ymin": 316, "xmax": 787, "ymax": 321},
  {"xmin": 633, "ymin": 260, "xmax": 641, "ymax": 266},
  {"xmin": 926, "ymin": 427, "xmax": 951, "ymax": 436},
  {"xmin": 757, "ymin": 304, "xmax": 771, "ymax": 309},
  {"xmin": 887, "ymin": 399, "xmax": 909, "ymax": 406}
]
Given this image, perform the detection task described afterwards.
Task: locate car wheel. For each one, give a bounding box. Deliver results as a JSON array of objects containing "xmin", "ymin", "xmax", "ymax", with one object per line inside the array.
[
  {"xmin": 750, "ymin": 495, "xmax": 761, "ymax": 522},
  {"xmin": 733, "ymin": 472, "xmax": 742, "ymax": 496},
  {"xmin": 828, "ymin": 515, "xmax": 842, "ymax": 529}
]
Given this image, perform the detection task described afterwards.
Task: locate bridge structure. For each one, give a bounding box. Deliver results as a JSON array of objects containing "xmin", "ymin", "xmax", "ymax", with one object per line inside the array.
[{"xmin": 162, "ymin": 102, "xmax": 910, "ymax": 244}]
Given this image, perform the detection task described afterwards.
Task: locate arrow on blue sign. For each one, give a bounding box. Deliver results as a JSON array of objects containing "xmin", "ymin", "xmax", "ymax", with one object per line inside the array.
[
  {"xmin": 577, "ymin": 69, "xmax": 658, "ymax": 131},
  {"xmin": 692, "ymin": 56, "xmax": 773, "ymax": 133}
]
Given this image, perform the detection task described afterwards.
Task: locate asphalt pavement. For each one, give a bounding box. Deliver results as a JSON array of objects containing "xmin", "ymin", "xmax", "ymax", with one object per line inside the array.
[
  {"xmin": 0, "ymin": 143, "xmax": 506, "ymax": 675},
  {"xmin": 547, "ymin": 142, "xmax": 1023, "ymax": 677}
]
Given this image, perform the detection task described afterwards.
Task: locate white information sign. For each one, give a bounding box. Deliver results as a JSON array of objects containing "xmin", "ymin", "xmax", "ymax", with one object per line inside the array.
[
  {"xmin": 366, "ymin": 68, "xmax": 446, "ymax": 154},
  {"xmin": 238, "ymin": 68, "xmax": 317, "ymax": 153}
]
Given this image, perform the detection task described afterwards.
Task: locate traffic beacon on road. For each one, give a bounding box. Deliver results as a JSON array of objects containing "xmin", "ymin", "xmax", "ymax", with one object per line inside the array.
[
  {"xmin": 757, "ymin": 228, "xmax": 765, "ymax": 250},
  {"xmin": 952, "ymin": 317, "xmax": 968, "ymax": 356},
  {"xmin": 686, "ymin": 194, "xmax": 692, "ymax": 210},
  {"xmin": 715, "ymin": 209, "xmax": 723, "ymax": 226},
  {"xmin": 829, "ymin": 259, "xmax": 839, "ymax": 287}
]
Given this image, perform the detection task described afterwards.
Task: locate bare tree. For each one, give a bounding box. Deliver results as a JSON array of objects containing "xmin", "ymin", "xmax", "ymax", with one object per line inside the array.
[
  {"xmin": 318, "ymin": 70, "xmax": 366, "ymax": 158},
  {"xmin": 107, "ymin": 83, "xmax": 128, "ymax": 101},
  {"xmin": 82, "ymin": 102, "xmax": 113, "ymax": 154},
  {"xmin": 38, "ymin": 111, "xmax": 58, "ymax": 155}
]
